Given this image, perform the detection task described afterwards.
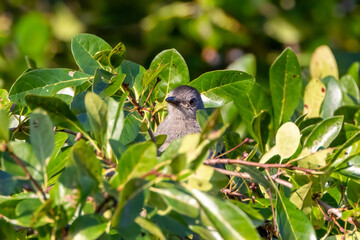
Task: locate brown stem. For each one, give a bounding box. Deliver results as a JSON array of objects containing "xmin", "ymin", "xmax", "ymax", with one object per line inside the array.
[
  {"xmin": 8, "ymin": 150, "xmax": 47, "ymax": 200},
  {"xmin": 143, "ymin": 77, "xmax": 161, "ymax": 107},
  {"xmin": 215, "ymin": 138, "xmax": 249, "ymax": 159},
  {"xmin": 122, "ymin": 83, "xmax": 157, "ymax": 145},
  {"xmin": 221, "ymin": 188, "xmax": 247, "ymax": 200},
  {"xmin": 56, "ymin": 128, "xmax": 87, "ymax": 140},
  {"xmin": 205, "ymin": 159, "xmax": 319, "ymax": 174},
  {"xmin": 212, "ymin": 167, "xmax": 293, "ymax": 189}
]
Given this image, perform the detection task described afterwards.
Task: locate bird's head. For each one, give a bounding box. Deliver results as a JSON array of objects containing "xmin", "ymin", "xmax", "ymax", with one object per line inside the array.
[{"xmin": 165, "ymin": 85, "xmax": 204, "ymax": 119}]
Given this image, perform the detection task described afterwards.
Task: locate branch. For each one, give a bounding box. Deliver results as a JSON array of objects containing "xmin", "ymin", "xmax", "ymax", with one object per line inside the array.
[
  {"xmin": 122, "ymin": 83, "xmax": 157, "ymax": 146},
  {"xmin": 205, "ymin": 159, "xmax": 321, "ymax": 174},
  {"xmin": 7, "ymin": 147, "xmax": 47, "ymax": 200},
  {"xmin": 215, "ymin": 138, "xmax": 250, "ymax": 159},
  {"xmin": 142, "ymin": 77, "xmax": 161, "ymax": 107},
  {"xmin": 55, "ymin": 128, "xmax": 87, "ymax": 141},
  {"xmin": 212, "ymin": 167, "xmax": 293, "ymax": 189}
]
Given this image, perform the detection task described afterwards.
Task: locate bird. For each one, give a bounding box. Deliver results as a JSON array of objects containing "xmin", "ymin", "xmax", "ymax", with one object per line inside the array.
[{"xmin": 155, "ymin": 85, "xmax": 204, "ymax": 152}]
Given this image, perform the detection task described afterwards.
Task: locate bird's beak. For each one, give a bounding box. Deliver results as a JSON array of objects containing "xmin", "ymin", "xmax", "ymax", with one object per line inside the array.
[{"xmin": 166, "ymin": 96, "xmax": 180, "ymax": 105}]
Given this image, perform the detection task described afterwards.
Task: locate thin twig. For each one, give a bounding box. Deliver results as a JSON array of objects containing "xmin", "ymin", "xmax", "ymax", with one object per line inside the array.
[
  {"xmin": 56, "ymin": 128, "xmax": 87, "ymax": 140},
  {"xmin": 8, "ymin": 149, "xmax": 47, "ymax": 200},
  {"xmin": 221, "ymin": 188, "xmax": 247, "ymax": 200},
  {"xmin": 212, "ymin": 167, "xmax": 293, "ymax": 189},
  {"xmin": 267, "ymin": 187, "xmax": 277, "ymax": 234},
  {"xmin": 205, "ymin": 159, "xmax": 321, "ymax": 174},
  {"xmin": 143, "ymin": 77, "xmax": 161, "ymax": 107},
  {"xmin": 122, "ymin": 83, "xmax": 157, "ymax": 145},
  {"xmin": 215, "ymin": 138, "xmax": 249, "ymax": 159}
]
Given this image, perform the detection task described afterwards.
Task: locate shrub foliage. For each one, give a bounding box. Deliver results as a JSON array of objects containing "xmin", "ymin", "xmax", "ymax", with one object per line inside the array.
[{"xmin": 0, "ymin": 34, "xmax": 359, "ymax": 239}]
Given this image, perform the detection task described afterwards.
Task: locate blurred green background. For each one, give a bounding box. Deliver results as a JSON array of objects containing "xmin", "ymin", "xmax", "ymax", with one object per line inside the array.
[{"xmin": 1, "ymin": 0, "xmax": 360, "ymax": 90}]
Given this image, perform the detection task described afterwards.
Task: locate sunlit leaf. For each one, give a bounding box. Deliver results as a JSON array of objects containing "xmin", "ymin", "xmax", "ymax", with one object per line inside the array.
[{"xmin": 310, "ymin": 45, "xmax": 339, "ymax": 80}]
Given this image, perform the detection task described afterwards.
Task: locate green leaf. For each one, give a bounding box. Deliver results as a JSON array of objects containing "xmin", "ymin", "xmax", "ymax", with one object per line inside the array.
[
  {"xmin": 187, "ymin": 165, "xmax": 228, "ymax": 194},
  {"xmin": 339, "ymin": 74, "xmax": 359, "ymax": 105},
  {"xmin": 251, "ymin": 110, "xmax": 271, "ymax": 154},
  {"xmin": 347, "ymin": 179, "xmax": 360, "ymax": 208},
  {"xmin": 321, "ymin": 76, "xmax": 342, "ymax": 119},
  {"xmin": 310, "ymin": 45, "xmax": 339, "ymax": 80},
  {"xmin": 117, "ymin": 60, "xmax": 146, "ymax": 98},
  {"xmin": 0, "ymin": 170, "xmax": 19, "ymax": 195},
  {"xmin": 93, "ymin": 69, "xmax": 125, "ymax": 97},
  {"xmin": 25, "ymin": 95, "xmax": 85, "ymax": 133},
  {"xmin": 107, "ymin": 93, "xmax": 128, "ymax": 141},
  {"xmin": 189, "ymin": 188, "xmax": 260, "ymax": 240},
  {"xmin": 116, "ymin": 141, "xmax": 157, "ymax": 188},
  {"xmin": 93, "ymin": 49, "xmax": 111, "ymax": 66},
  {"xmin": 0, "ymin": 218, "xmax": 17, "ymax": 239},
  {"xmin": 149, "ymin": 49, "xmax": 190, "ymax": 102},
  {"xmin": 304, "ymin": 116, "xmax": 343, "ymax": 153},
  {"xmin": 30, "ymin": 108, "xmax": 55, "ymax": 167},
  {"xmin": 0, "ymin": 110, "xmax": 9, "ymax": 141},
  {"xmin": 347, "ymin": 61, "xmax": 359, "ymax": 85},
  {"xmin": 9, "ymin": 69, "xmax": 90, "ymax": 106},
  {"xmin": 109, "ymin": 42, "xmax": 126, "ymax": 69},
  {"xmin": 234, "ymin": 82, "xmax": 272, "ymax": 138},
  {"xmin": 190, "ymin": 70, "xmax": 255, "ymax": 108},
  {"xmin": 119, "ymin": 112, "xmax": 142, "ymax": 145},
  {"xmin": 71, "ymin": 33, "xmax": 112, "ymax": 75},
  {"xmin": 338, "ymin": 155, "xmax": 360, "ymax": 179},
  {"xmin": 46, "ymin": 132, "xmax": 69, "ymax": 180},
  {"xmin": 226, "ymin": 53, "xmax": 256, "ymax": 76},
  {"xmin": 85, "ymin": 92, "xmax": 108, "ymax": 147},
  {"xmin": 269, "ymin": 48, "xmax": 302, "ymax": 130},
  {"xmin": 151, "ymin": 184, "xmax": 199, "ymax": 218},
  {"xmin": 334, "ymin": 106, "xmax": 360, "ymax": 124},
  {"xmin": 68, "ymin": 214, "xmax": 107, "ymax": 240},
  {"xmin": 276, "ymin": 191, "xmax": 317, "ymax": 240},
  {"xmin": 135, "ymin": 217, "xmax": 166, "ymax": 240}
]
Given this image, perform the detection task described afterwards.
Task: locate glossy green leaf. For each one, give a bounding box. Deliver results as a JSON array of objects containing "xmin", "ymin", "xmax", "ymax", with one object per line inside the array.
[
  {"xmin": 85, "ymin": 92, "xmax": 108, "ymax": 147},
  {"xmin": 93, "ymin": 69, "xmax": 125, "ymax": 97},
  {"xmin": 93, "ymin": 49, "xmax": 111, "ymax": 66},
  {"xmin": 189, "ymin": 189, "xmax": 260, "ymax": 240},
  {"xmin": 116, "ymin": 141, "xmax": 157, "ymax": 188},
  {"xmin": 339, "ymin": 74, "xmax": 359, "ymax": 105},
  {"xmin": 234, "ymin": 82, "xmax": 272, "ymax": 138},
  {"xmin": 304, "ymin": 116, "xmax": 343, "ymax": 152},
  {"xmin": 310, "ymin": 45, "xmax": 339, "ymax": 80},
  {"xmin": 269, "ymin": 48, "xmax": 301, "ymax": 130},
  {"xmin": 276, "ymin": 191, "xmax": 317, "ymax": 240},
  {"xmin": 0, "ymin": 110, "xmax": 9, "ymax": 141},
  {"xmin": 25, "ymin": 95, "xmax": 85, "ymax": 133},
  {"xmin": 190, "ymin": 70, "xmax": 255, "ymax": 108},
  {"xmin": 71, "ymin": 33, "xmax": 112, "ymax": 75},
  {"xmin": 109, "ymin": 42, "xmax": 126, "ymax": 69},
  {"xmin": 338, "ymin": 155, "xmax": 360, "ymax": 179},
  {"xmin": 151, "ymin": 185, "xmax": 199, "ymax": 218},
  {"xmin": 9, "ymin": 69, "xmax": 90, "ymax": 106},
  {"xmin": 334, "ymin": 106, "xmax": 360, "ymax": 124},
  {"xmin": 30, "ymin": 109, "xmax": 55, "ymax": 167},
  {"xmin": 68, "ymin": 214, "xmax": 107, "ymax": 240},
  {"xmin": 321, "ymin": 76, "xmax": 342, "ymax": 119},
  {"xmin": 149, "ymin": 49, "xmax": 189, "ymax": 102},
  {"xmin": 135, "ymin": 217, "xmax": 166, "ymax": 240}
]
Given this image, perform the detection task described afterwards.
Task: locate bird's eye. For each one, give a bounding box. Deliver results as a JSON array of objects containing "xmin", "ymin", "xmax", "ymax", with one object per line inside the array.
[{"xmin": 189, "ymin": 98, "xmax": 196, "ymax": 106}]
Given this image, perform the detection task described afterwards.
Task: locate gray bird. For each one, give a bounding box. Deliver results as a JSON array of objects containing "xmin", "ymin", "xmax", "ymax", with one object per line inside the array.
[{"xmin": 155, "ymin": 85, "xmax": 204, "ymax": 152}]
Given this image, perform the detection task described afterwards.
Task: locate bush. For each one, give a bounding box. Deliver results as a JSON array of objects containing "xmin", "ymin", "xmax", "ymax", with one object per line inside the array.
[{"xmin": 0, "ymin": 33, "xmax": 359, "ymax": 239}]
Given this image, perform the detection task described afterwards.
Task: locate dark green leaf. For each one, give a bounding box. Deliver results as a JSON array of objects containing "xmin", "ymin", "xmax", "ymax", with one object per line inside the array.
[
  {"xmin": 269, "ymin": 48, "xmax": 301, "ymax": 130},
  {"xmin": 25, "ymin": 95, "xmax": 85, "ymax": 133},
  {"xmin": 71, "ymin": 33, "xmax": 112, "ymax": 75},
  {"xmin": 276, "ymin": 191, "xmax": 317, "ymax": 240},
  {"xmin": 149, "ymin": 49, "xmax": 190, "ymax": 102},
  {"xmin": 119, "ymin": 112, "xmax": 142, "ymax": 145},
  {"xmin": 117, "ymin": 60, "xmax": 146, "ymax": 97},
  {"xmin": 107, "ymin": 93, "xmax": 128, "ymax": 141},
  {"xmin": 347, "ymin": 179, "xmax": 360, "ymax": 208},
  {"xmin": 9, "ymin": 69, "xmax": 90, "ymax": 106},
  {"xmin": 304, "ymin": 116, "xmax": 343, "ymax": 152},
  {"xmin": 109, "ymin": 42, "xmax": 126, "ymax": 69},
  {"xmin": 85, "ymin": 92, "xmax": 108, "ymax": 147},
  {"xmin": 30, "ymin": 109, "xmax": 55, "ymax": 167},
  {"xmin": 0, "ymin": 170, "xmax": 18, "ymax": 195},
  {"xmin": 334, "ymin": 106, "xmax": 360, "ymax": 124},
  {"xmin": 190, "ymin": 70, "xmax": 255, "ymax": 108}
]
